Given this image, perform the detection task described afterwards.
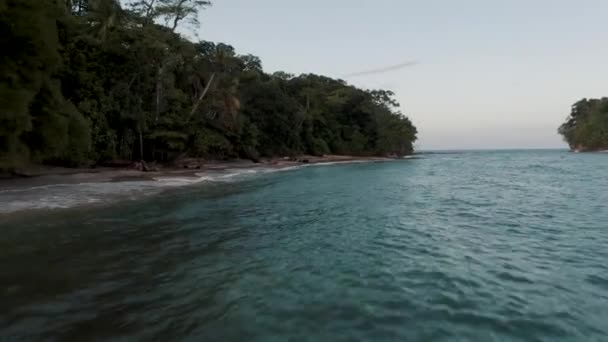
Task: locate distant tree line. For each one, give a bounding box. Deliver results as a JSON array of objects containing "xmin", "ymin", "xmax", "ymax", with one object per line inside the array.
[
  {"xmin": 0, "ymin": 0, "xmax": 417, "ymax": 170},
  {"xmin": 559, "ymin": 98, "xmax": 608, "ymax": 151}
]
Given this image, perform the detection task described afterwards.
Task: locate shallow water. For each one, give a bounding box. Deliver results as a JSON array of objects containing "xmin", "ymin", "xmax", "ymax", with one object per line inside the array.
[{"xmin": 2, "ymin": 150, "xmax": 608, "ymax": 341}]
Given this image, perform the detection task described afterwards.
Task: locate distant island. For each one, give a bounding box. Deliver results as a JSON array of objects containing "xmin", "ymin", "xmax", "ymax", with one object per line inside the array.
[
  {"xmin": 0, "ymin": 0, "xmax": 417, "ymax": 175},
  {"xmin": 559, "ymin": 98, "xmax": 608, "ymax": 152}
]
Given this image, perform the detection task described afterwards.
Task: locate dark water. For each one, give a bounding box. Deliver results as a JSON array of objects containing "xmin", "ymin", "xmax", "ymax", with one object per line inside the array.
[{"xmin": 2, "ymin": 150, "xmax": 608, "ymax": 341}]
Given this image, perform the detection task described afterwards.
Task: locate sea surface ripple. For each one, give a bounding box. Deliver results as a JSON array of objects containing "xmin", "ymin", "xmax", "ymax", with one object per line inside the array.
[{"xmin": 1, "ymin": 150, "xmax": 608, "ymax": 341}]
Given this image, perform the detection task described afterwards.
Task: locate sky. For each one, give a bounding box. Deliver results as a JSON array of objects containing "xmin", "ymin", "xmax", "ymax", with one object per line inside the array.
[{"xmin": 190, "ymin": 0, "xmax": 608, "ymax": 150}]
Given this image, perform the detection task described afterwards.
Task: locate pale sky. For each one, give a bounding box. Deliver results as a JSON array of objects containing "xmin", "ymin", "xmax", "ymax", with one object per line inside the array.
[{"xmin": 192, "ymin": 0, "xmax": 608, "ymax": 150}]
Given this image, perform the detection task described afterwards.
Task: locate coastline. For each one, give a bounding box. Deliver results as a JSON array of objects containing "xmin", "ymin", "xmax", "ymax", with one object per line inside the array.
[
  {"xmin": 0, "ymin": 155, "xmax": 409, "ymax": 214},
  {"xmin": 0, "ymin": 155, "xmax": 399, "ymax": 191}
]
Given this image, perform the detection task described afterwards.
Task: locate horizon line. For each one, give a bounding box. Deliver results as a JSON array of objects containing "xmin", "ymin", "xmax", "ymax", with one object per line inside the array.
[{"xmin": 416, "ymin": 147, "xmax": 569, "ymax": 152}]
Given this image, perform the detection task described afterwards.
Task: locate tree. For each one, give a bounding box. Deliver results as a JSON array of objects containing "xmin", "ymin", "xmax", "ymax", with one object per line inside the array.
[
  {"xmin": 71, "ymin": 0, "xmax": 89, "ymax": 15},
  {"xmin": 1, "ymin": 0, "xmax": 418, "ymax": 170},
  {"xmin": 0, "ymin": 0, "xmax": 89, "ymax": 169},
  {"xmin": 87, "ymin": 0, "xmax": 124, "ymax": 41},
  {"xmin": 239, "ymin": 54, "xmax": 263, "ymax": 73},
  {"xmin": 558, "ymin": 98, "xmax": 608, "ymax": 151},
  {"xmin": 156, "ymin": 0, "xmax": 211, "ymax": 32},
  {"xmin": 129, "ymin": 0, "xmax": 158, "ymax": 23}
]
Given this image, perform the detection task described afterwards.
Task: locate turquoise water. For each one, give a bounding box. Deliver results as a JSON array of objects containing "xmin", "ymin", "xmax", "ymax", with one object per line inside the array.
[{"xmin": 2, "ymin": 150, "xmax": 608, "ymax": 341}]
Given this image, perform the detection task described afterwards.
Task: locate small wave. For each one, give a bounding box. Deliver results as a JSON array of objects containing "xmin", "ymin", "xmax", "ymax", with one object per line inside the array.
[
  {"xmin": 267, "ymin": 165, "xmax": 306, "ymax": 172},
  {"xmin": 586, "ymin": 275, "xmax": 608, "ymax": 291},
  {"xmin": 4, "ymin": 196, "xmax": 103, "ymax": 212},
  {"xmin": 0, "ymin": 166, "xmax": 308, "ymax": 214},
  {"xmin": 493, "ymin": 271, "xmax": 535, "ymax": 285},
  {"xmin": 0, "ymin": 180, "xmax": 159, "ymax": 214},
  {"xmin": 0, "ymin": 183, "xmax": 85, "ymax": 194},
  {"xmin": 0, "ymin": 160, "xmax": 387, "ymax": 214},
  {"xmin": 1, "ymin": 175, "xmax": 215, "ymax": 214},
  {"xmin": 526, "ymin": 164, "xmax": 566, "ymax": 173},
  {"xmin": 153, "ymin": 175, "xmax": 213, "ymax": 186},
  {"xmin": 214, "ymin": 169, "xmax": 263, "ymax": 180}
]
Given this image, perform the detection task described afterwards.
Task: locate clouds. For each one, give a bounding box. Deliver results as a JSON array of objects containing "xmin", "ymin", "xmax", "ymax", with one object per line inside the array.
[{"xmin": 343, "ymin": 61, "xmax": 418, "ymax": 78}]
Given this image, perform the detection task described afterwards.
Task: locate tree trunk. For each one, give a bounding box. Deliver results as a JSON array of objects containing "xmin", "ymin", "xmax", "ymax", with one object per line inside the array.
[
  {"xmin": 139, "ymin": 127, "xmax": 144, "ymax": 161},
  {"xmin": 155, "ymin": 65, "xmax": 163, "ymax": 123},
  {"xmin": 306, "ymin": 92, "xmax": 310, "ymax": 112},
  {"xmin": 170, "ymin": 0, "xmax": 188, "ymax": 32},
  {"xmin": 171, "ymin": 16, "xmax": 181, "ymax": 32},
  {"xmin": 144, "ymin": 0, "xmax": 156, "ymax": 24},
  {"xmin": 189, "ymin": 73, "xmax": 215, "ymax": 118}
]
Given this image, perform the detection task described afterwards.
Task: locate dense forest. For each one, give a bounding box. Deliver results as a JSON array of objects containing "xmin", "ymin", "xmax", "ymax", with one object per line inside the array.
[
  {"xmin": 559, "ymin": 98, "xmax": 608, "ymax": 151},
  {"xmin": 0, "ymin": 0, "xmax": 417, "ymax": 171}
]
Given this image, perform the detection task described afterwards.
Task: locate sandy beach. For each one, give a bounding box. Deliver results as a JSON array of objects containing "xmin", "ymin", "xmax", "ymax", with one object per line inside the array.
[{"xmin": 0, "ymin": 155, "xmax": 399, "ymax": 191}]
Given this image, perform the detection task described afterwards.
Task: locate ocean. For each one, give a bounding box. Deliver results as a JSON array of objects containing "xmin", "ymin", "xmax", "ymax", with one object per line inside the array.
[{"xmin": 1, "ymin": 150, "xmax": 608, "ymax": 341}]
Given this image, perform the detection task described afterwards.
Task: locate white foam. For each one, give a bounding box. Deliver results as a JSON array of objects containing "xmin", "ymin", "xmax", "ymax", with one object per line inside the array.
[
  {"xmin": 259, "ymin": 165, "xmax": 305, "ymax": 173},
  {"xmin": 0, "ymin": 159, "xmax": 386, "ymax": 214},
  {"xmin": 0, "ymin": 183, "xmax": 81, "ymax": 194},
  {"xmin": 153, "ymin": 175, "xmax": 213, "ymax": 186},
  {"xmin": 0, "ymin": 168, "xmax": 272, "ymax": 213},
  {"xmin": 215, "ymin": 169, "xmax": 261, "ymax": 180},
  {"xmin": 1, "ymin": 179, "xmax": 163, "ymax": 214}
]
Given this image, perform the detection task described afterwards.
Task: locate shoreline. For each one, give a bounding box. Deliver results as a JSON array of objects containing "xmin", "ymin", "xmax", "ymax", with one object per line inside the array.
[
  {"xmin": 0, "ymin": 155, "xmax": 399, "ymax": 191},
  {"xmin": 0, "ymin": 155, "xmax": 407, "ymax": 214}
]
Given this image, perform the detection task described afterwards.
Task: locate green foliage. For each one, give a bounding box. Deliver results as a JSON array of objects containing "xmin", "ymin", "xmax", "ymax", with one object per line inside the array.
[
  {"xmin": 24, "ymin": 80, "xmax": 90, "ymax": 165},
  {"xmin": 558, "ymin": 98, "xmax": 608, "ymax": 151},
  {"xmin": 0, "ymin": 0, "xmax": 417, "ymax": 170},
  {"xmin": 156, "ymin": 0, "xmax": 211, "ymax": 31},
  {"xmin": 0, "ymin": 0, "xmax": 84, "ymax": 169},
  {"xmin": 191, "ymin": 128, "xmax": 234, "ymax": 159},
  {"xmin": 311, "ymin": 138, "xmax": 330, "ymax": 156}
]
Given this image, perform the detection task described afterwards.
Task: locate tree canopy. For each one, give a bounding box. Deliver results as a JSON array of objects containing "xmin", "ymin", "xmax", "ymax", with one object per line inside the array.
[
  {"xmin": 0, "ymin": 0, "xmax": 417, "ymax": 170},
  {"xmin": 558, "ymin": 98, "xmax": 608, "ymax": 151}
]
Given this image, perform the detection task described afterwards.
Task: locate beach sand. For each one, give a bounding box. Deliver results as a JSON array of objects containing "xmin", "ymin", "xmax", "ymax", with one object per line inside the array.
[{"xmin": 0, "ymin": 155, "xmax": 396, "ymax": 191}]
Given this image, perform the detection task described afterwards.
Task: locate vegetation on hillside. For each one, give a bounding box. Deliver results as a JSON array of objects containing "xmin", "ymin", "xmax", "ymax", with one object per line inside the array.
[
  {"xmin": 0, "ymin": 0, "xmax": 417, "ymax": 171},
  {"xmin": 558, "ymin": 98, "xmax": 608, "ymax": 151}
]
